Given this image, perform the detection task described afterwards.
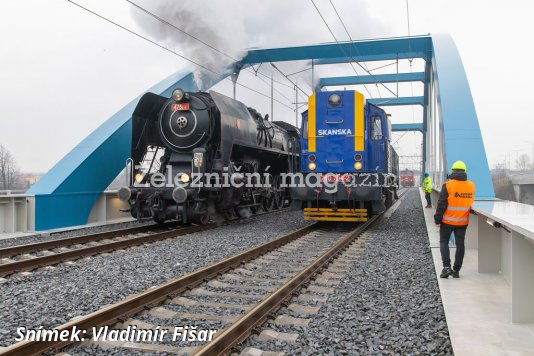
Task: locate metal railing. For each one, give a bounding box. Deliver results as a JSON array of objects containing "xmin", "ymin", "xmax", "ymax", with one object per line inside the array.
[
  {"xmin": 0, "ymin": 191, "xmax": 131, "ymax": 234},
  {"xmin": 0, "ymin": 193, "xmax": 32, "ymax": 234}
]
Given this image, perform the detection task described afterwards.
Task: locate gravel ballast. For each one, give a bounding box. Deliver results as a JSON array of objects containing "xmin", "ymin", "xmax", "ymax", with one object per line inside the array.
[
  {"xmin": 1, "ymin": 189, "xmax": 452, "ymax": 355},
  {"xmin": 0, "ymin": 220, "xmax": 153, "ymax": 249},
  {"xmin": 0, "ymin": 210, "xmax": 310, "ymax": 347},
  {"xmin": 243, "ymin": 189, "xmax": 453, "ymax": 355}
]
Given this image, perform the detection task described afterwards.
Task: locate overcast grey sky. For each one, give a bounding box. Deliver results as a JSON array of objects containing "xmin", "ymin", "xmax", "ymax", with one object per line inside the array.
[{"xmin": 1, "ymin": 0, "xmax": 533, "ymax": 173}]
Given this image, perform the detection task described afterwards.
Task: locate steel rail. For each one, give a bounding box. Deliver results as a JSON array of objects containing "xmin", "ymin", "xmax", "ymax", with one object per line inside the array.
[
  {"xmin": 194, "ymin": 215, "xmax": 380, "ymax": 355},
  {"xmin": 0, "ymin": 208, "xmax": 290, "ymax": 277},
  {"xmin": 0, "ymin": 224, "xmax": 317, "ymax": 356},
  {"xmin": 196, "ymin": 188, "xmax": 408, "ymax": 355},
  {"xmin": 0, "ymin": 224, "xmax": 214, "ymax": 277},
  {"xmin": 0, "ymin": 189, "xmax": 408, "ymax": 355},
  {"xmin": 0, "ymin": 223, "xmax": 173, "ymax": 258}
]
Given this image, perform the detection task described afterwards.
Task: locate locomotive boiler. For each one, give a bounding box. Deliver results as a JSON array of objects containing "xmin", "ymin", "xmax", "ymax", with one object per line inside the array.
[{"xmin": 118, "ymin": 88, "xmax": 299, "ymax": 224}]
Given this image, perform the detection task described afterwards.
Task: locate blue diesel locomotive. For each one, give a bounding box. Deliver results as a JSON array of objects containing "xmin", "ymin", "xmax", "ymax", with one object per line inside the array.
[{"xmin": 291, "ymin": 90, "xmax": 399, "ymax": 222}]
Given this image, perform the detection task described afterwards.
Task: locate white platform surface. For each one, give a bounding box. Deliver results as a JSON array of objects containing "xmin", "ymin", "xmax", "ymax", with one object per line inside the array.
[
  {"xmin": 472, "ymin": 200, "xmax": 534, "ymax": 241},
  {"xmin": 419, "ymin": 189, "xmax": 534, "ymax": 355}
]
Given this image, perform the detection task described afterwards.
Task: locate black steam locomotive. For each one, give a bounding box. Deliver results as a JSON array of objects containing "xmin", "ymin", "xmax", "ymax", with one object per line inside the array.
[{"xmin": 118, "ymin": 88, "xmax": 299, "ymax": 224}]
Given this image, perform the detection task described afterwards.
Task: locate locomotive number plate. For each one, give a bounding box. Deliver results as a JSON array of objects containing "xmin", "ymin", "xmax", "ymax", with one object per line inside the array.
[
  {"xmin": 171, "ymin": 103, "xmax": 190, "ymax": 111},
  {"xmin": 320, "ymin": 174, "xmax": 351, "ymax": 183}
]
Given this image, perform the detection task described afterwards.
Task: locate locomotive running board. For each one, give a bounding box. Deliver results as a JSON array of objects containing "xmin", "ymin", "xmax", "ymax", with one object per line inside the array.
[{"xmin": 303, "ymin": 208, "xmax": 368, "ymax": 222}]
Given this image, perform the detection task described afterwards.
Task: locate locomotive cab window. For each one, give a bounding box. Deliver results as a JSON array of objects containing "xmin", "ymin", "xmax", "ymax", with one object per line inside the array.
[
  {"xmin": 371, "ymin": 116, "xmax": 382, "ymax": 140},
  {"xmin": 302, "ymin": 117, "xmax": 308, "ymax": 139}
]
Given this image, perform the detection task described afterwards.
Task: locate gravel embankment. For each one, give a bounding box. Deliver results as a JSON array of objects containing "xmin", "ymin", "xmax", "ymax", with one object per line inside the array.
[
  {"xmin": 0, "ymin": 210, "xmax": 310, "ymax": 347},
  {"xmin": 243, "ymin": 189, "xmax": 453, "ymax": 355}
]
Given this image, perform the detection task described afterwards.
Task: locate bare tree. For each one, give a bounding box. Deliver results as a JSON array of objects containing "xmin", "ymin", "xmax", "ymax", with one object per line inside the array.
[
  {"xmin": 515, "ymin": 153, "xmax": 532, "ymax": 171},
  {"xmin": 0, "ymin": 145, "xmax": 20, "ymax": 190}
]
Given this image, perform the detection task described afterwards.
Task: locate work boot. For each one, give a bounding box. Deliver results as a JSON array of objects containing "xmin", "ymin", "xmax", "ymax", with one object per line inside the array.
[
  {"xmin": 425, "ymin": 204, "xmax": 432, "ymax": 208},
  {"xmin": 440, "ymin": 267, "xmax": 452, "ymax": 278},
  {"xmin": 452, "ymin": 269, "xmax": 460, "ymax": 278}
]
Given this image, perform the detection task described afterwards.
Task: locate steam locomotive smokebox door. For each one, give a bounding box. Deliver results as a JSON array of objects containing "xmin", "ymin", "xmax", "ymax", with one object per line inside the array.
[
  {"xmin": 192, "ymin": 148, "xmax": 206, "ymax": 174},
  {"xmin": 159, "ymin": 96, "xmax": 211, "ymax": 151}
]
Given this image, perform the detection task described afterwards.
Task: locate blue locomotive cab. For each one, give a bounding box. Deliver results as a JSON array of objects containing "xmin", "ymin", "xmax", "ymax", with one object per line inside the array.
[{"xmin": 294, "ymin": 90, "xmax": 399, "ymax": 222}]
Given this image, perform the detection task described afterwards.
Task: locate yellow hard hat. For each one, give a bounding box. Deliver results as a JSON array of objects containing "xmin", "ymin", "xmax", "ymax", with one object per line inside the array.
[{"xmin": 451, "ymin": 160, "xmax": 467, "ymax": 171}]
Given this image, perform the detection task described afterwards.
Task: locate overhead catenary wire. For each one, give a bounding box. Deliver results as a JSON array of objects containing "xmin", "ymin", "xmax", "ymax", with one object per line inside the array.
[
  {"xmin": 128, "ymin": 0, "xmax": 313, "ymax": 122},
  {"xmin": 406, "ymin": 0, "xmax": 413, "ymax": 64},
  {"xmin": 128, "ymin": 0, "xmax": 297, "ymax": 92},
  {"xmin": 405, "ymin": 0, "xmax": 419, "ymax": 157},
  {"xmin": 367, "ymin": 61, "xmax": 398, "ymax": 72},
  {"xmin": 270, "ymin": 63, "xmax": 308, "ymax": 99},
  {"xmin": 329, "ymin": 0, "xmax": 396, "ymax": 98},
  {"xmin": 286, "ymin": 67, "xmax": 313, "ymax": 77},
  {"xmin": 66, "ymin": 0, "xmax": 295, "ymax": 110},
  {"xmin": 253, "ymin": 73, "xmax": 295, "ymax": 104},
  {"xmin": 328, "ymin": 0, "xmax": 371, "ymax": 76},
  {"xmin": 126, "ymin": 0, "xmax": 299, "ymax": 104},
  {"xmin": 310, "ymin": 0, "xmax": 373, "ymax": 98},
  {"xmin": 391, "ymin": 131, "xmax": 410, "ymax": 146},
  {"xmin": 250, "ymin": 64, "xmax": 294, "ymax": 89},
  {"xmin": 315, "ymin": 0, "xmax": 398, "ymax": 98}
]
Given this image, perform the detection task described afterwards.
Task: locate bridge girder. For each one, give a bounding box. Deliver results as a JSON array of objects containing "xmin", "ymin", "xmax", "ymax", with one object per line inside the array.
[{"xmin": 319, "ymin": 72, "xmax": 425, "ymax": 88}]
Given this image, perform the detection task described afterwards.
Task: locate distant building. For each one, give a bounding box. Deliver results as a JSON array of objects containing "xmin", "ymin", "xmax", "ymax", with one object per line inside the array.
[{"xmin": 20, "ymin": 173, "xmax": 43, "ymax": 189}]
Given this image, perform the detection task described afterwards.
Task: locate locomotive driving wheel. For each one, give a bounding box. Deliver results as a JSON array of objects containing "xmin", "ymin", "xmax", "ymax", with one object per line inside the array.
[
  {"xmin": 223, "ymin": 209, "xmax": 236, "ymax": 221},
  {"xmin": 272, "ymin": 175, "xmax": 284, "ymax": 210},
  {"xmin": 263, "ymin": 194, "xmax": 275, "ymax": 212},
  {"xmin": 198, "ymin": 213, "xmax": 210, "ymax": 225},
  {"xmin": 259, "ymin": 173, "xmax": 272, "ymax": 211}
]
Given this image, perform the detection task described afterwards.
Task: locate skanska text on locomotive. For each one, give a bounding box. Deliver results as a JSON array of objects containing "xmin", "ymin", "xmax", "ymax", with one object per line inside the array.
[{"xmin": 15, "ymin": 325, "xmax": 217, "ymax": 343}]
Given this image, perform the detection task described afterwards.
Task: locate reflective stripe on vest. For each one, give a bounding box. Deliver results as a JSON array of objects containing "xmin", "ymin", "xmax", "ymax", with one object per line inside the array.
[
  {"xmin": 442, "ymin": 215, "xmax": 469, "ymax": 222},
  {"xmin": 442, "ymin": 179, "xmax": 475, "ymax": 226},
  {"xmin": 445, "ymin": 206, "xmax": 470, "ymax": 211}
]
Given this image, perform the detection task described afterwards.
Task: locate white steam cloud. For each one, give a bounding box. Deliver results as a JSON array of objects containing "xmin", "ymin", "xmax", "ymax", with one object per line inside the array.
[{"xmin": 130, "ymin": 0, "xmax": 391, "ymax": 90}]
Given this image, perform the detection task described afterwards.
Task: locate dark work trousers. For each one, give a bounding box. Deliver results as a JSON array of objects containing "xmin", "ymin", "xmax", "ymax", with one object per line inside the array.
[
  {"xmin": 439, "ymin": 223, "xmax": 467, "ymax": 271},
  {"xmin": 425, "ymin": 192, "xmax": 432, "ymax": 206}
]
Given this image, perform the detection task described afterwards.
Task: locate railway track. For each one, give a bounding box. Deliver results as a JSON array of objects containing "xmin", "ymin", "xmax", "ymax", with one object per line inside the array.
[
  {"xmin": 0, "ymin": 208, "xmax": 288, "ymax": 278},
  {"xmin": 1, "ymin": 190, "xmax": 407, "ymax": 355},
  {"xmin": 0, "ymin": 221, "xmax": 383, "ymax": 355}
]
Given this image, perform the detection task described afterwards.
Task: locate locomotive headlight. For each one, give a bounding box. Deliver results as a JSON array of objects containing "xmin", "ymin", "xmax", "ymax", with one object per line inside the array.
[
  {"xmin": 172, "ymin": 88, "xmax": 185, "ymax": 101},
  {"xmin": 354, "ymin": 162, "xmax": 362, "ymax": 170},
  {"xmin": 308, "ymin": 162, "xmax": 317, "ymax": 171},
  {"xmin": 179, "ymin": 173, "xmax": 190, "ymax": 183},
  {"xmin": 328, "ymin": 93, "xmax": 342, "ymax": 107},
  {"xmin": 134, "ymin": 173, "xmax": 144, "ymax": 183}
]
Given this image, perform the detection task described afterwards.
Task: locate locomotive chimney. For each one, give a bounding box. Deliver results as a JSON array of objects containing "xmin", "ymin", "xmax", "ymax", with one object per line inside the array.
[{"xmin": 231, "ymin": 71, "xmax": 240, "ymax": 99}]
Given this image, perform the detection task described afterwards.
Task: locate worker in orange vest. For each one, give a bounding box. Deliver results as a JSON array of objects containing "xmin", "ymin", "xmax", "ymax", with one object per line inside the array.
[{"xmin": 434, "ymin": 160, "xmax": 476, "ymax": 278}]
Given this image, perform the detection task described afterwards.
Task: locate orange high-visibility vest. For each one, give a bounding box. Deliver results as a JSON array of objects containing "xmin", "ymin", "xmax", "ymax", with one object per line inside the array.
[{"xmin": 442, "ymin": 179, "xmax": 476, "ymax": 226}]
